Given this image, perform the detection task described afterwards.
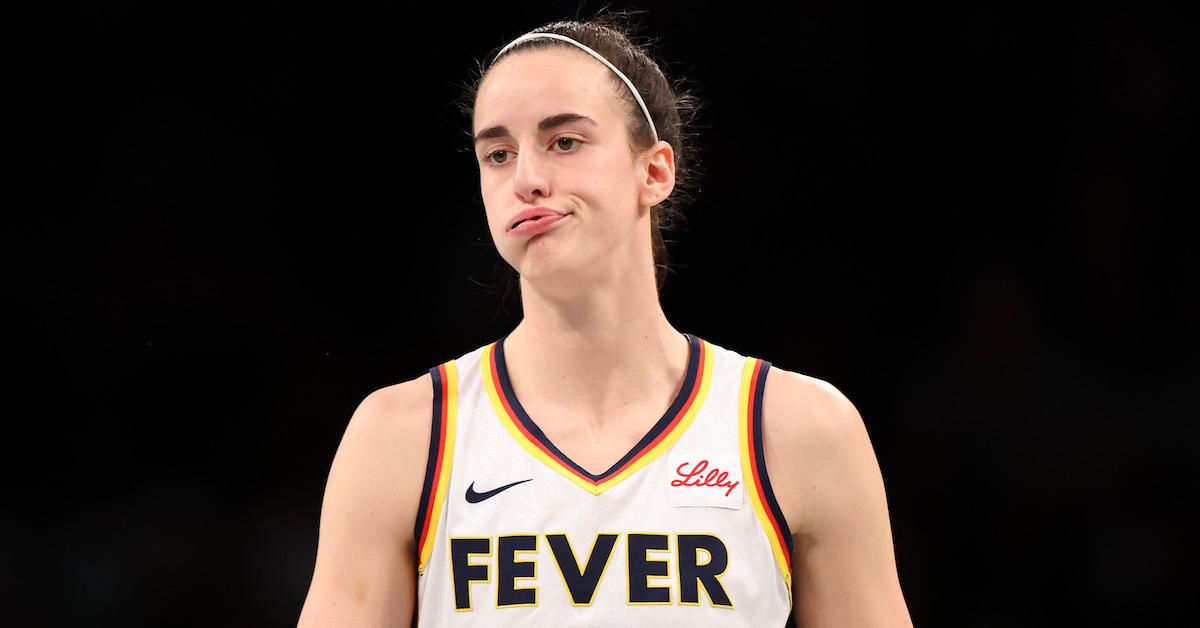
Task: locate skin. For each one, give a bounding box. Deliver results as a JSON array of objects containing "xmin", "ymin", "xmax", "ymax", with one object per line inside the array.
[{"xmin": 297, "ymin": 46, "xmax": 913, "ymax": 627}]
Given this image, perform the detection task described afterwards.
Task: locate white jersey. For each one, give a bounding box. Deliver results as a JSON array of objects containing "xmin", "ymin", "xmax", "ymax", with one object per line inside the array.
[{"xmin": 413, "ymin": 332, "xmax": 794, "ymax": 626}]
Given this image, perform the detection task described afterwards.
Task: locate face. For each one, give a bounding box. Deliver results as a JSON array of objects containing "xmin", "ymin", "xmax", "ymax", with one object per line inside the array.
[{"xmin": 472, "ymin": 47, "xmax": 674, "ymax": 287}]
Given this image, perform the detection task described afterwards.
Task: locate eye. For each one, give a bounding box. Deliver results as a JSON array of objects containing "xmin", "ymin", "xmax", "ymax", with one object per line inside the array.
[
  {"xmin": 482, "ymin": 148, "xmax": 511, "ymax": 166},
  {"xmin": 555, "ymin": 137, "xmax": 582, "ymax": 151}
]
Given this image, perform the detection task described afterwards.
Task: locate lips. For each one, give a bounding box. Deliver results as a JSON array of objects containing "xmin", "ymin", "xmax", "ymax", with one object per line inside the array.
[
  {"xmin": 508, "ymin": 206, "xmax": 569, "ymax": 232},
  {"xmin": 509, "ymin": 213, "xmax": 569, "ymax": 237}
]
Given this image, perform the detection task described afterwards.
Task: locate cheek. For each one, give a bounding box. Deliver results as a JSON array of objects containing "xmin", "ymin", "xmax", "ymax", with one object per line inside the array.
[
  {"xmin": 588, "ymin": 167, "xmax": 642, "ymax": 225},
  {"xmin": 484, "ymin": 208, "xmax": 507, "ymax": 242},
  {"xmin": 478, "ymin": 179, "xmax": 504, "ymax": 232}
]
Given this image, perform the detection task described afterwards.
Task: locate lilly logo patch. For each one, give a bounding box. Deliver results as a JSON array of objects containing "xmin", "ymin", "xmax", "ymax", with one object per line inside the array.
[{"xmin": 666, "ymin": 450, "xmax": 744, "ymax": 509}]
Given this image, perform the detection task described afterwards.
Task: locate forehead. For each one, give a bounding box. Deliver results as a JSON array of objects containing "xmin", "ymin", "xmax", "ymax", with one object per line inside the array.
[{"xmin": 474, "ymin": 48, "xmax": 622, "ymax": 132}]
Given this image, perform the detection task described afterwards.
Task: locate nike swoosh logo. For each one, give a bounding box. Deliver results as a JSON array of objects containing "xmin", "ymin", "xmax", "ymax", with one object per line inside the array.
[{"xmin": 465, "ymin": 478, "xmax": 532, "ymax": 503}]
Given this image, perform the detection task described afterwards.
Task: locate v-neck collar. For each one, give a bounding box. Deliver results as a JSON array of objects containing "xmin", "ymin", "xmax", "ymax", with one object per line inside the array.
[{"xmin": 481, "ymin": 332, "xmax": 713, "ymax": 495}]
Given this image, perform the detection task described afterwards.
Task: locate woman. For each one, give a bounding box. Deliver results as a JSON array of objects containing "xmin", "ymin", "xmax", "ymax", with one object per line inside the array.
[{"xmin": 298, "ymin": 12, "xmax": 913, "ymax": 627}]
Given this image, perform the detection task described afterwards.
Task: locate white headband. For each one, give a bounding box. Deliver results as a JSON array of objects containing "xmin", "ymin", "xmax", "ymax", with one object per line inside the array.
[{"xmin": 493, "ymin": 32, "xmax": 659, "ymax": 143}]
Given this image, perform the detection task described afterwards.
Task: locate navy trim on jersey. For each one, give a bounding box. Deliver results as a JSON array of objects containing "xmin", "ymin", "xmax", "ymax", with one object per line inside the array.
[
  {"xmin": 413, "ymin": 365, "xmax": 444, "ymax": 542},
  {"xmin": 752, "ymin": 360, "xmax": 794, "ymax": 559},
  {"xmin": 492, "ymin": 332, "xmax": 702, "ymax": 482}
]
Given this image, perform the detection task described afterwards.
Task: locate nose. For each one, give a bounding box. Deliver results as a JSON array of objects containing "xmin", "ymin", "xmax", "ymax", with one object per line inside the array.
[{"xmin": 512, "ymin": 146, "xmax": 550, "ymax": 203}]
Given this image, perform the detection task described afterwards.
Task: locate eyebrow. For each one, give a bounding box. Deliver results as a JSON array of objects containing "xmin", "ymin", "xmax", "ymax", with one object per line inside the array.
[{"xmin": 473, "ymin": 113, "xmax": 598, "ymax": 145}]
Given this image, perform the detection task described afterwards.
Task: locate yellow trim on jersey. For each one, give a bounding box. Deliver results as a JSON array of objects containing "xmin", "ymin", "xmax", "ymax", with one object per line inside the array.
[
  {"xmin": 418, "ymin": 359, "xmax": 458, "ymax": 574},
  {"xmin": 738, "ymin": 357, "xmax": 793, "ymax": 590},
  {"xmin": 482, "ymin": 340, "xmax": 713, "ymax": 495}
]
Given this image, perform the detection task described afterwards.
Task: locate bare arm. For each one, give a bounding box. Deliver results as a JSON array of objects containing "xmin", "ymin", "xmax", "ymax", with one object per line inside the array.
[
  {"xmin": 763, "ymin": 368, "xmax": 914, "ymax": 628},
  {"xmin": 297, "ymin": 374, "xmax": 433, "ymax": 627}
]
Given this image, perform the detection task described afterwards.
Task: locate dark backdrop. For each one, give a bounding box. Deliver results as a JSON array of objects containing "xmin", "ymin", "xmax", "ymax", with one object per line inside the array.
[{"xmin": 20, "ymin": 2, "xmax": 1196, "ymax": 626}]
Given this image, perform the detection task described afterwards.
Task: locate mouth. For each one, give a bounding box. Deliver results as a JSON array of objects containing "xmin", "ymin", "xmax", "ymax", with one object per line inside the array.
[
  {"xmin": 508, "ymin": 212, "xmax": 571, "ymax": 237},
  {"xmin": 512, "ymin": 214, "xmax": 557, "ymax": 229},
  {"xmin": 508, "ymin": 207, "xmax": 572, "ymax": 232}
]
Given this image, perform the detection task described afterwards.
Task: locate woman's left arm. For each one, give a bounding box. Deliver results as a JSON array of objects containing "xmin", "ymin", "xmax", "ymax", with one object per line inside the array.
[{"xmin": 762, "ymin": 368, "xmax": 915, "ymax": 628}]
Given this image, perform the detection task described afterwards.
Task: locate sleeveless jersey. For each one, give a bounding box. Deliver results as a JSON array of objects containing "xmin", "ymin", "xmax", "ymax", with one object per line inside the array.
[{"xmin": 413, "ymin": 332, "xmax": 794, "ymax": 626}]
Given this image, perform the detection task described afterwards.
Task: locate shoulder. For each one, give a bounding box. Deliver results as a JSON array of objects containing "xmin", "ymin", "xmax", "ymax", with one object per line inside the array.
[
  {"xmin": 323, "ymin": 371, "xmax": 437, "ymax": 540},
  {"xmin": 337, "ymin": 373, "xmax": 436, "ymax": 468},
  {"xmin": 760, "ymin": 365, "xmax": 875, "ymax": 531},
  {"xmin": 762, "ymin": 365, "xmax": 865, "ymax": 450},
  {"xmin": 348, "ymin": 372, "xmax": 436, "ymax": 447}
]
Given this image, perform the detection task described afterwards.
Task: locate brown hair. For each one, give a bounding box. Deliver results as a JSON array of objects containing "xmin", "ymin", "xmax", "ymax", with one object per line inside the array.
[{"xmin": 455, "ymin": 8, "xmax": 705, "ymax": 315}]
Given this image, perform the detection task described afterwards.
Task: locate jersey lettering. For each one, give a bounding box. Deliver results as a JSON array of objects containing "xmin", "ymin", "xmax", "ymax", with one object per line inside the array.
[
  {"xmin": 677, "ymin": 534, "xmax": 733, "ymax": 608},
  {"xmin": 449, "ymin": 537, "xmax": 491, "ymax": 611},
  {"xmin": 546, "ymin": 533, "xmax": 618, "ymax": 605},
  {"xmin": 496, "ymin": 535, "xmax": 538, "ymax": 607},
  {"xmin": 627, "ymin": 533, "xmax": 672, "ymax": 604},
  {"xmin": 449, "ymin": 533, "xmax": 733, "ymax": 610}
]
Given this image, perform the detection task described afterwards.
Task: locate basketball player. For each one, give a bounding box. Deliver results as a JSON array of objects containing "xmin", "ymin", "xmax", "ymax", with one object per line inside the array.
[{"xmin": 298, "ymin": 12, "xmax": 913, "ymax": 627}]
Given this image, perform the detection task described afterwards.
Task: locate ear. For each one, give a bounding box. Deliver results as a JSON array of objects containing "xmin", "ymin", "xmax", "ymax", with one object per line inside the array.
[{"xmin": 637, "ymin": 140, "xmax": 676, "ymax": 209}]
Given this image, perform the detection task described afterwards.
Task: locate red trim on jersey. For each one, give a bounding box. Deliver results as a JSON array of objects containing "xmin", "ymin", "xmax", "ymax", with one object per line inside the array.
[
  {"xmin": 416, "ymin": 363, "xmax": 449, "ymax": 557},
  {"xmin": 747, "ymin": 358, "xmax": 792, "ymax": 566},
  {"xmin": 487, "ymin": 337, "xmax": 707, "ymax": 487}
]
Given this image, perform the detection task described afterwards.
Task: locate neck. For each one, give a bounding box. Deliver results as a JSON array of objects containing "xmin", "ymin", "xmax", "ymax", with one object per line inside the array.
[{"xmin": 502, "ymin": 240, "xmax": 687, "ymax": 429}]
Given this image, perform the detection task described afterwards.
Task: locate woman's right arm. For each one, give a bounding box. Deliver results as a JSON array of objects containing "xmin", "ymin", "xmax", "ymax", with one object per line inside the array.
[{"xmin": 297, "ymin": 373, "xmax": 434, "ymax": 628}]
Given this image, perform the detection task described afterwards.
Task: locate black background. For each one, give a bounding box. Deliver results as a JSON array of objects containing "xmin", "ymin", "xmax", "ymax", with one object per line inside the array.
[{"xmin": 19, "ymin": 1, "xmax": 1196, "ymax": 626}]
